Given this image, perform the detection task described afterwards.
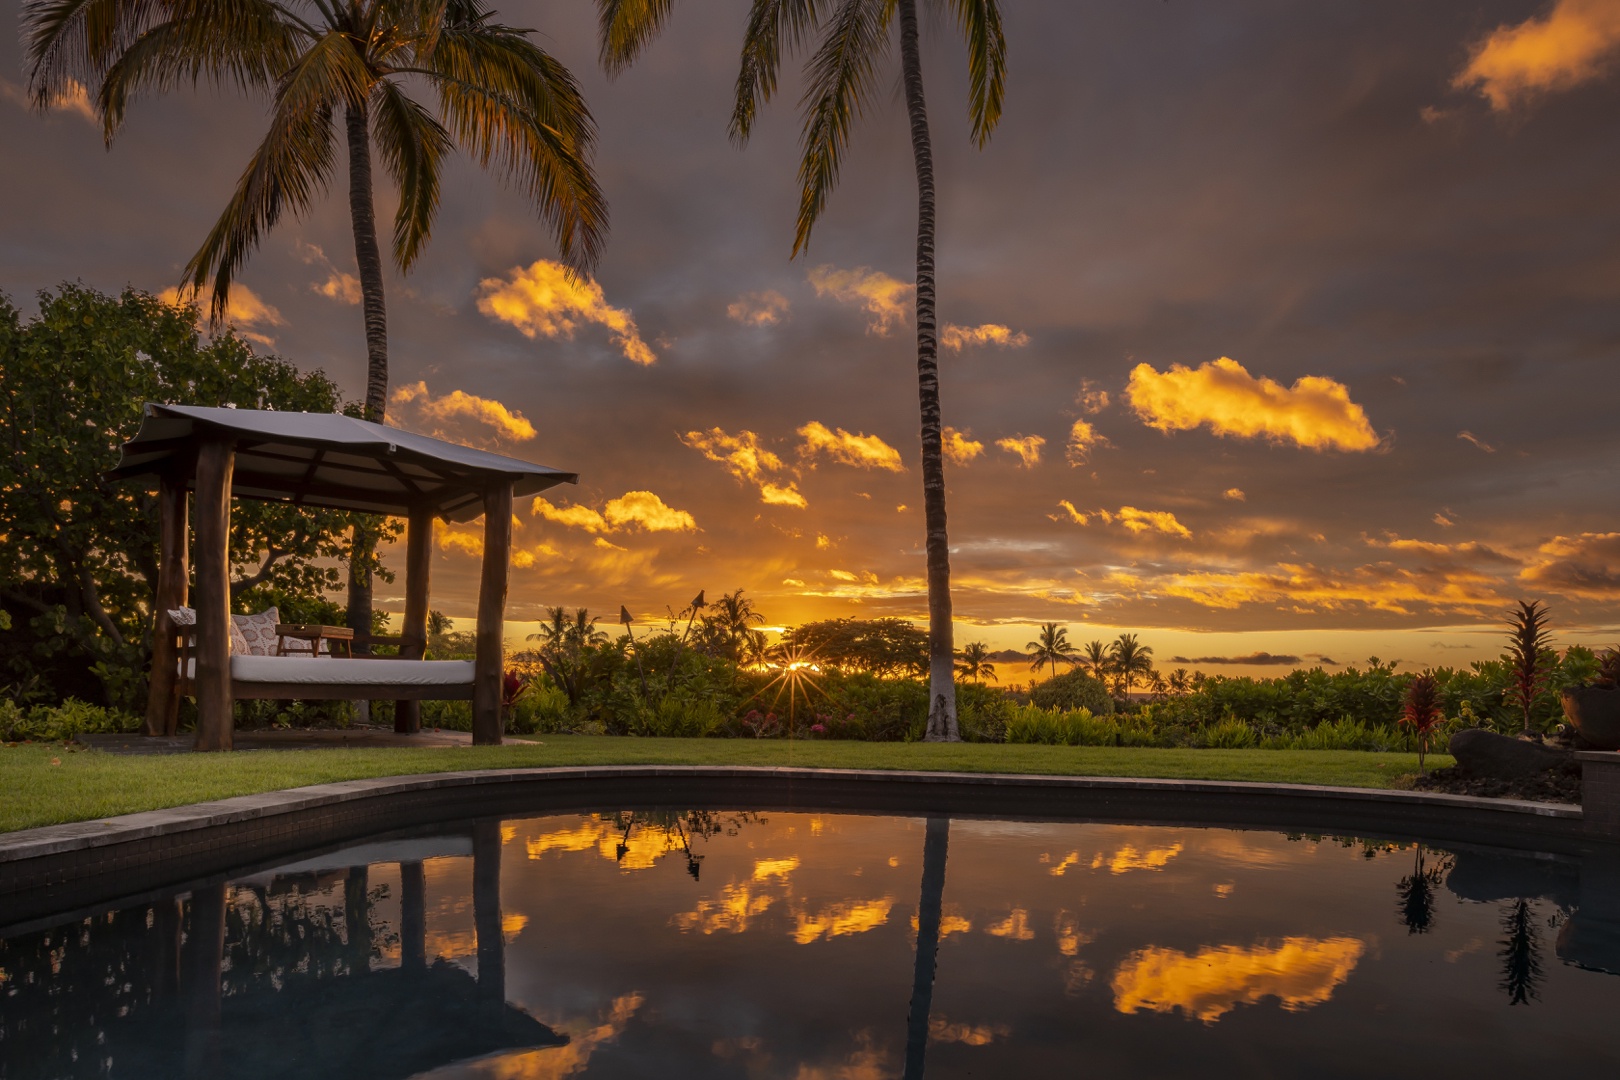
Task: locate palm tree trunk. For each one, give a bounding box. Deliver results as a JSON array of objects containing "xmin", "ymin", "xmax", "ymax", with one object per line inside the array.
[
  {"xmin": 898, "ymin": 0, "xmax": 957, "ymax": 742},
  {"xmin": 903, "ymin": 815, "xmax": 950, "ymax": 1080},
  {"xmin": 345, "ymin": 102, "xmax": 387, "ymax": 691}
]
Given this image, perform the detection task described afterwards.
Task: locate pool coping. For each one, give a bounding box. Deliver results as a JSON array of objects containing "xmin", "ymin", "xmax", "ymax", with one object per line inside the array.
[{"xmin": 0, "ymin": 765, "xmax": 1600, "ymax": 930}]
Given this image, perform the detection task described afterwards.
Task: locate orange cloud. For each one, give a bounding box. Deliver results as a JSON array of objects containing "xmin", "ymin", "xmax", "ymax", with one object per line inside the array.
[
  {"xmin": 792, "ymin": 898, "xmax": 894, "ymax": 944},
  {"xmin": 1092, "ymin": 842, "xmax": 1184, "ymax": 874},
  {"xmin": 1224, "ymin": 488, "xmax": 1246, "ymax": 501},
  {"xmin": 532, "ymin": 490, "xmax": 696, "ymax": 534},
  {"xmin": 158, "ymin": 283, "xmax": 284, "ymax": 346},
  {"xmin": 808, "ymin": 265, "xmax": 912, "ymax": 335},
  {"xmin": 1052, "ymin": 504, "xmax": 1192, "ymax": 538},
  {"xmin": 943, "ymin": 427, "xmax": 984, "ymax": 465},
  {"xmin": 297, "ymin": 242, "xmax": 362, "ymax": 304},
  {"xmin": 1158, "ymin": 562, "xmax": 1503, "ymax": 615},
  {"xmin": 1112, "ymin": 937, "xmax": 1365, "ymax": 1023},
  {"xmin": 1454, "ymin": 0, "xmax": 1620, "ymax": 111},
  {"xmin": 798, "ymin": 421, "xmax": 904, "ymax": 471},
  {"xmin": 1066, "ymin": 419, "xmax": 1106, "ymax": 465},
  {"xmin": 476, "ymin": 259, "xmax": 654, "ymax": 365},
  {"xmin": 680, "ymin": 427, "xmax": 807, "ymax": 509},
  {"xmin": 940, "ymin": 323, "xmax": 1030, "ymax": 351},
  {"xmin": 1458, "ymin": 430, "xmax": 1497, "ymax": 453},
  {"xmin": 1077, "ymin": 380, "xmax": 1111, "ymax": 414},
  {"xmin": 1125, "ymin": 358, "xmax": 1379, "ymax": 451},
  {"xmin": 997, "ymin": 435, "xmax": 1046, "ymax": 467},
  {"xmin": 391, "ymin": 381, "xmax": 536, "ymax": 442},
  {"xmin": 1520, "ymin": 532, "xmax": 1620, "ymax": 597},
  {"xmin": 727, "ymin": 290, "xmax": 791, "ymax": 326},
  {"xmin": 3, "ymin": 76, "xmax": 97, "ymax": 121}
]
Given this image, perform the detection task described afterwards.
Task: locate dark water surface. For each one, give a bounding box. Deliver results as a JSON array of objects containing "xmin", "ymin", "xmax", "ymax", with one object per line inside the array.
[{"xmin": 4, "ymin": 811, "xmax": 1620, "ymax": 1078}]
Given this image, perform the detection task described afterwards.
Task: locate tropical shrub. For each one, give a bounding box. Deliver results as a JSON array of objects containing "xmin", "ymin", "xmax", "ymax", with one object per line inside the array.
[
  {"xmin": 0, "ymin": 698, "xmax": 140, "ymax": 742},
  {"xmin": 1028, "ymin": 669, "xmax": 1114, "ymax": 715}
]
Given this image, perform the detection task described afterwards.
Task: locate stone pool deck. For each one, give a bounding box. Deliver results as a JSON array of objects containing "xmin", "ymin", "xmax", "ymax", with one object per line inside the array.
[{"xmin": 1, "ymin": 763, "xmax": 1612, "ymax": 933}]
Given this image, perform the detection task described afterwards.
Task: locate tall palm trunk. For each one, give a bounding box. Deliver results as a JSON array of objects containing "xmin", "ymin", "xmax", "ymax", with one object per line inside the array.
[
  {"xmin": 898, "ymin": 0, "xmax": 957, "ymax": 742},
  {"xmin": 903, "ymin": 815, "xmax": 950, "ymax": 1080},
  {"xmin": 345, "ymin": 101, "xmax": 387, "ymax": 663}
]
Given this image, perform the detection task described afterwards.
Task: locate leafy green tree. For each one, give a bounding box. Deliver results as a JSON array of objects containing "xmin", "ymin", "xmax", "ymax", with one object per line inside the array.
[
  {"xmin": 24, "ymin": 0, "xmax": 610, "ymax": 641},
  {"xmin": 598, "ymin": 0, "xmax": 1007, "ymax": 743},
  {"xmin": 1027, "ymin": 623, "xmax": 1076, "ymax": 678},
  {"xmin": 954, "ymin": 641, "xmax": 996, "ymax": 684},
  {"xmin": 0, "ymin": 284, "xmax": 365, "ymax": 709},
  {"xmin": 780, "ymin": 617, "xmax": 928, "ymax": 678},
  {"xmin": 1107, "ymin": 633, "xmax": 1154, "ymax": 697},
  {"xmin": 697, "ymin": 588, "xmax": 767, "ymax": 663}
]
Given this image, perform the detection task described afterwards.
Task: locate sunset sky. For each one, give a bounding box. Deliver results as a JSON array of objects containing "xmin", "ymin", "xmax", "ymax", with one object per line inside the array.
[{"xmin": 6, "ymin": 0, "xmax": 1620, "ymax": 675}]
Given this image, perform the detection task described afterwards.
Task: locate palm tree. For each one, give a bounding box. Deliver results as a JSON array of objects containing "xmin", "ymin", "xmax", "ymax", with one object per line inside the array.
[
  {"xmin": 1078, "ymin": 638, "xmax": 1111, "ymax": 682},
  {"xmin": 1167, "ymin": 667, "xmax": 1191, "ymax": 695},
  {"xmin": 1108, "ymin": 633, "xmax": 1154, "ymax": 698},
  {"xmin": 954, "ymin": 641, "xmax": 996, "ymax": 684},
  {"xmin": 1027, "ymin": 623, "xmax": 1076, "ymax": 679},
  {"xmin": 597, "ymin": 0, "xmax": 1006, "ymax": 744},
  {"xmin": 701, "ymin": 587, "xmax": 767, "ymax": 661},
  {"xmin": 26, "ymin": 0, "xmax": 609, "ymax": 643}
]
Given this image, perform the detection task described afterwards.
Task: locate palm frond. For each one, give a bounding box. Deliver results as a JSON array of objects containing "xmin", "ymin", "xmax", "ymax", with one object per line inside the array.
[
  {"xmin": 183, "ymin": 35, "xmax": 359, "ymax": 320},
  {"xmin": 425, "ymin": 24, "xmax": 607, "ymax": 271},
  {"xmin": 597, "ymin": 0, "xmax": 677, "ymax": 76},
  {"xmin": 22, "ymin": 0, "xmax": 166, "ymax": 107},
  {"xmin": 730, "ymin": 0, "xmax": 824, "ymax": 144},
  {"xmin": 937, "ymin": 0, "xmax": 1003, "ymax": 145},
  {"xmin": 97, "ymin": 9, "xmax": 302, "ymax": 137},
  {"xmin": 371, "ymin": 77, "xmax": 450, "ymax": 269},
  {"xmin": 793, "ymin": 0, "xmax": 891, "ymax": 255}
]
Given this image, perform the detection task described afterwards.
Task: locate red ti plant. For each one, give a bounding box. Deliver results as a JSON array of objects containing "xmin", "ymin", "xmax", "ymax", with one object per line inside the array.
[
  {"xmin": 1505, "ymin": 600, "xmax": 1553, "ymax": 738},
  {"xmin": 1401, "ymin": 673, "xmax": 1445, "ymax": 774},
  {"xmin": 502, "ymin": 670, "xmax": 528, "ymax": 711}
]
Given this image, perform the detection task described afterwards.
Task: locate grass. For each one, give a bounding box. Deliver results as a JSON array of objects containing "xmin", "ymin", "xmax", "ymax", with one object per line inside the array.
[{"xmin": 0, "ymin": 736, "xmax": 1453, "ymax": 835}]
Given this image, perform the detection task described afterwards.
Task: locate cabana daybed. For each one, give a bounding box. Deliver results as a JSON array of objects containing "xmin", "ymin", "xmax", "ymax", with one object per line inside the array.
[{"xmin": 110, "ymin": 403, "xmax": 577, "ymax": 750}]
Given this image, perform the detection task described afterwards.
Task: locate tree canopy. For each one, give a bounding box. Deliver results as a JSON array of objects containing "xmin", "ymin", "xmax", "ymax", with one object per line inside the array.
[
  {"xmin": 779, "ymin": 617, "xmax": 929, "ymax": 678},
  {"xmin": 0, "ymin": 284, "xmax": 372, "ymax": 709}
]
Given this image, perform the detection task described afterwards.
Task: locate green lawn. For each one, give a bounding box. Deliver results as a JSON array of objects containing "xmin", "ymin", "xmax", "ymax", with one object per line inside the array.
[{"xmin": 0, "ymin": 737, "xmax": 1451, "ymax": 835}]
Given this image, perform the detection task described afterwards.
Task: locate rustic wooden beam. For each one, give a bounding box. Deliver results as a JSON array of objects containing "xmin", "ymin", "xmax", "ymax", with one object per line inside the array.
[
  {"xmin": 192, "ymin": 437, "xmax": 235, "ymax": 751},
  {"xmin": 145, "ymin": 471, "xmax": 189, "ymax": 736},
  {"xmin": 400, "ymin": 860, "xmax": 426, "ymax": 970},
  {"xmin": 471, "ymin": 481, "xmax": 512, "ymax": 745},
  {"xmin": 396, "ymin": 506, "xmax": 433, "ymax": 734},
  {"xmin": 473, "ymin": 820, "xmax": 504, "ymax": 1001}
]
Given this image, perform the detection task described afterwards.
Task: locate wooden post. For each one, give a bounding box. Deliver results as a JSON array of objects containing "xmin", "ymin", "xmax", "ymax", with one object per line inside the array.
[
  {"xmin": 395, "ymin": 506, "xmax": 433, "ymax": 734},
  {"xmin": 473, "ymin": 820, "xmax": 505, "ymax": 1002},
  {"xmin": 182, "ymin": 882, "xmax": 226, "ymax": 1079},
  {"xmin": 400, "ymin": 860, "xmax": 426, "ymax": 971},
  {"xmin": 472, "ymin": 482, "xmax": 512, "ymax": 745},
  {"xmin": 145, "ymin": 471, "xmax": 189, "ymax": 736},
  {"xmin": 192, "ymin": 436, "xmax": 235, "ymax": 752}
]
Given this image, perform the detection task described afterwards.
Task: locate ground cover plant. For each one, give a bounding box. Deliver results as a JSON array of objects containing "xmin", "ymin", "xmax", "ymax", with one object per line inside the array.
[{"xmin": 0, "ymin": 739, "xmax": 1449, "ymax": 834}]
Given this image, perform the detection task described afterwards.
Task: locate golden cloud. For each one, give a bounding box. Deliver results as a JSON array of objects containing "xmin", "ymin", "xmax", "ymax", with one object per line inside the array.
[
  {"xmin": 1125, "ymin": 357, "xmax": 1379, "ymax": 451},
  {"xmin": 929, "ymin": 1018, "xmax": 1011, "ymax": 1045},
  {"xmin": 159, "ymin": 283, "xmax": 285, "ymax": 344},
  {"xmin": 1111, "ymin": 937, "xmax": 1365, "ymax": 1024},
  {"xmin": 727, "ymin": 289, "xmax": 791, "ymax": 326},
  {"xmin": 1158, "ymin": 562, "xmax": 1503, "ymax": 615},
  {"xmin": 680, "ymin": 427, "xmax": 807, "ymax": 508},
  {"xmin": 476, "ymin": 259, "xmax": 654, "ymax": 365},
  {"xmin": 1050, "ymin": 504, "xmax": 1192, "ymax": 539},
  {"xmin": 315, "ymin": 271, "xmax": 361, "ymax": 304},
  {"xmin": 532, "ymin": 490, "xmax": 697, "ymax": 534},
  {"xmin": 1066, "ymin": 419, "xmax": 1106, "ymax": 465},
  {"xmin": 792, "ymin": 898, "xmax": 894, "ymax": 944},
  {"xmin": 672, "ymin": 882, "xmax": 776, "ymax": 935},
  {"xmin": 1092, "ymin": 842, "xmax": 1184, "ymax": 874},
  {"xmin": 1520, "ymin": 532, "xmax": 1620, "ymax": 597},
  {"xmin": 1224, "ymin": 487, "xmax": 1246, "ymax": 501},
  {"xmin": 807, "ymin": 265, "xmax": 912, "ymax": 335},
  {"xmin": 3, "ymin": 77, "xmax": 97, "ymax": 121},
  {"xmin": 1458, "ymin": 430, "xmax": 1497, "ymax": 453},
  {"xmin": 940, "ymin": 323, "xmax": 1030, "ymax": 351},
  {"xmin": 391, "ymin": 381, "xmax": 537, "ymax": 442},
  {"xmin": 1453, "ymin": 0, "xmax": 1620, "ymax": 111},
  {"xmin": 1077, "ymin": 380, "xmax": 1111, "ymax": 415},
  {"xmin": 943, "ymin": 427, "xmax": 985, "ymax": 465},
  {"xmin": 798, "ymin": 421, "xmax": 905, "ymax": 471},
  {"xmin": 985, "ymin": 908, "xmax": 1035, "ymax": 941},
  {"xmin": 997, "ymin": 434, "xmax": 1046, "ymax": 468}
]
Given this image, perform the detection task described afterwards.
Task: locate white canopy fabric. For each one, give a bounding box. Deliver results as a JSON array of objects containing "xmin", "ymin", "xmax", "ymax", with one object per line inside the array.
[{"xmin": 109, "ymin": 403, "xmax": 576, "ymax": 520}]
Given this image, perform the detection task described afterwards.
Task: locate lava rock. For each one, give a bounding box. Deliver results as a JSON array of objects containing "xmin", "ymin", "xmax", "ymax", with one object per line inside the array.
[{"xmin": 1449, "ymin": 728, "xmax": 1571, "ymax": 779}]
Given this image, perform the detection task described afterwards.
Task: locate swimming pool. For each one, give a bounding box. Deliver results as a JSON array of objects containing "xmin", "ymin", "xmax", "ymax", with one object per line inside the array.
[{"xmin": 3, "ymin": 810, "xmax": 1617, "ymax": 1077}]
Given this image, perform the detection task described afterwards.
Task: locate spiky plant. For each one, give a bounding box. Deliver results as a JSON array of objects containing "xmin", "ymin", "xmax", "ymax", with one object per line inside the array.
[
  {"xmin": 1505, "ymin": 600, "xmax": 1553, "ymax": 737},
  {"xmin": 1596, "ymin": 647, "xmax": 1620, "ymax": 689},
  {"xmin": 1400, "ymin": 672, "xmax": 1445, "ymax": 774}
]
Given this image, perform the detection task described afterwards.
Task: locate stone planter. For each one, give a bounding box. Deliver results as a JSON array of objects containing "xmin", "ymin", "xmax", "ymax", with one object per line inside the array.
[{"xmin": 1561, "ymin": 686, "xmax": 1620, "ymax": 750}]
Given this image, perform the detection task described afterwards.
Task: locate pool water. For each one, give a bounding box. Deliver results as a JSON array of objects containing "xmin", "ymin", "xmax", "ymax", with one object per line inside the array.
[{"xmin": 3, "ymin": 810, "xmax": 1619, "ymax": 1077}]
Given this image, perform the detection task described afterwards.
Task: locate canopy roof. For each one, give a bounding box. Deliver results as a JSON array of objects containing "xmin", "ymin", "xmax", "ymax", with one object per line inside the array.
[{"xmin": 109, "ymin": 404, "xmax": 576, "ymax": 521}]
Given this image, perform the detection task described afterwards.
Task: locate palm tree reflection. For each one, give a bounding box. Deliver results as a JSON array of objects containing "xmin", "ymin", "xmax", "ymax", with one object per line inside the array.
[
  {"xmin": 1499, "ymin": 898, "xmax": 1546, "ymax": 1006},
  {"xmin": 904, "ymin": 815, "xmax": 951, "ymax": 1080},
  {"xmin": 1395, "ymin": 845, "xmax": 1447, "ymax": 936}
]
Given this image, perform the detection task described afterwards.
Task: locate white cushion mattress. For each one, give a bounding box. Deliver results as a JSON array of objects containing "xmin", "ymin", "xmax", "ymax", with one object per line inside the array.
[{"xmin": 228, "ymin": 656, "xmax": 476, "ymax": 686}]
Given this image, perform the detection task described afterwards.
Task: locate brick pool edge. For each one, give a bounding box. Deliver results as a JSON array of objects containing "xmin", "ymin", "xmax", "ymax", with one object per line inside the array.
[{"xmin": 0, "ymin": 763, "xmax": 1610, "ymax": 932}]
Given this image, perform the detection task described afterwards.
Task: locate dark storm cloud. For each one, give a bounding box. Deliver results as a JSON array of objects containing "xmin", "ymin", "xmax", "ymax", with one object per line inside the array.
[
  {"xmin": 5, "ymin": 0, "xmax": 1620, "ymax": 648},
  {"xmin": 1169, "ymin": 653, "xmax": 1303, "ymax": 667}
]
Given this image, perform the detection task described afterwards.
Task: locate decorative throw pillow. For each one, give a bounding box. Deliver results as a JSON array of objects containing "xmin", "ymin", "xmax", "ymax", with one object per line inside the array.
[
  {"xmin": 228, "ymin": 619, "xmax": 251, "ymax": 656},
  {"xmin": 231, "ymin": 607, "xmax": 281, "ymax": 656}
]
